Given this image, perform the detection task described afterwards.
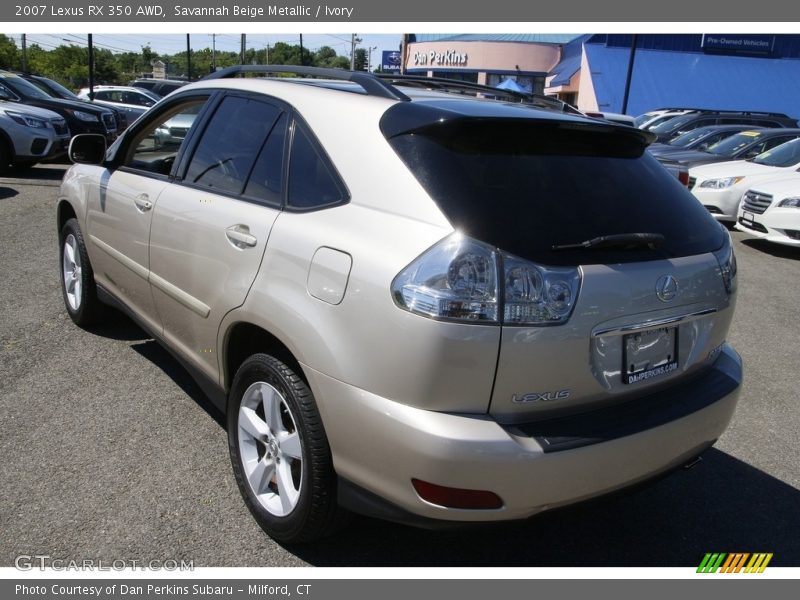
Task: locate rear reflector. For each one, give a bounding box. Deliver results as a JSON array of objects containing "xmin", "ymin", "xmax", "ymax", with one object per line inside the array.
[
  {"xmin": 678, "ymin": 171, "xmax": 690, "ymax": 187},
  {"xmin": 411, "ymin": 478, "xmax": 503, "ymax": 510}
]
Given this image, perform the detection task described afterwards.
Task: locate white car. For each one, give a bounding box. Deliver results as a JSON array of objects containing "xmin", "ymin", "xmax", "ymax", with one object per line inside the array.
[
  {"xmin": 689, "ymin": 138, "xmax": 800, "ymax": 221},
  {"xmin": 634, "ymin": 109, "xmax": 694, "ymax": 130},
  {"xmin": 77, "ymin": 85, "xmax": 159, "ymax": 123},
  {"xmin": 735, "ymin": 176, "xmax": 800, "ymax": 247},
  {"xmin": 584, "ymin": 111, "xmax": 636, "ymax": 127}
]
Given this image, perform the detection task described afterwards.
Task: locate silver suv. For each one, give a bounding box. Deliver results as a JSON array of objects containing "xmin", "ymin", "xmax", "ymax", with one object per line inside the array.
[
  {"xmin": 57, "ymin": 66, "xmax": 742, "ymax": 543},
  {"xmin": 0, "ymin": 100, "xmax": 70, "ymax": 172}
]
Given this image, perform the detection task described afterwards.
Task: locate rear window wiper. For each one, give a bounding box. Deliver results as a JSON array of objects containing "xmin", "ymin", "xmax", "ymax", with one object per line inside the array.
[{"xmin": 552, "ymin": 233, "xmax": 665, "ymax": 251}]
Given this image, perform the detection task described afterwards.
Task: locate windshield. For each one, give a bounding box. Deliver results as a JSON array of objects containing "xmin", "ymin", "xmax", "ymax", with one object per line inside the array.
[
  {"xmin": 634, "ymin": 112, "xmax": 660, "ymax": 128},
  {"xmin": 138, "ymin": 88, "xmax": 160, "ymax": 102},
  {"xmin": 668, "ymin": 127, "xmax": 718, "ymax": 148},
  {"xmin": 650, "ymin": 114, "xmax": 695, "ymax": 135},
  {"xmin": 752, "ymin": 138, "xmax": 800, "ymax": 167},
  {"xmin": 706, "ymin": 131, "xmax": 763, "ymax": 156},
  {"xmin": 0, "ymin": 75, "xmax": 53, "ymax": 100},
  {"xmin": 34, "ymin": 77, "xmax": 79, "ymax": 100}
]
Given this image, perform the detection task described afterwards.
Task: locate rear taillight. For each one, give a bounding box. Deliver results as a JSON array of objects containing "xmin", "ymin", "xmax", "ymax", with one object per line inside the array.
[
  {"xmin": 678, "ymin": 170, "xmax": 690, "ymax": 187},
  {"xmin": 392, "ymin": 233, "xmax": 581, "ymax": 326},
  {"xmin": 713, "ymin": 228, "xmax": 738, "ymax": 295}
]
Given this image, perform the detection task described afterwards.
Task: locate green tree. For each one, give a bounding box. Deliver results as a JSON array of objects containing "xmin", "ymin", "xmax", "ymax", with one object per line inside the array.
[
  {"xmin": 0, "ymin": 34, "xmax": 19, "ymax": 70},
  {"xmin": 314, "ymin": 46, "xmax": 348, "ymax": 69},
  {"xmin": 354, "ymin": 48, "xmax": 368, "ymax": 71}
]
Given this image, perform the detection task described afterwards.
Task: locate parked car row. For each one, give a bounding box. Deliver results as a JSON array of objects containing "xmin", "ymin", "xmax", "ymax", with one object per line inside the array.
[
  {"xmin": 0, "ymin": 73, "xmax": 185, "ymax": 173},
  {"xmin": 633, "ymin": 106, "xmax": 800, "ymax": 248}
]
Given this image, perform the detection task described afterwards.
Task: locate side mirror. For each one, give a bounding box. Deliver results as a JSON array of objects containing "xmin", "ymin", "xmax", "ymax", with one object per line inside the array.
[{"xmin": 69, "ymin": 134, "xmax": 107, "ymax": 165}]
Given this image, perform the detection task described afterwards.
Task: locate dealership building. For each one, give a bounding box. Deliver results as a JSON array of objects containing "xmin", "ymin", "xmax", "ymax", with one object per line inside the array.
[{"xmin": 403, "ymin": 34, "xmax": 800, "ymax": 118}]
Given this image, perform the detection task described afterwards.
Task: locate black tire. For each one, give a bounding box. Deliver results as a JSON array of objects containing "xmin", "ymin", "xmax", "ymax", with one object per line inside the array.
[
  {"xmin": 59, "ymin": 218, "xmax": 105, "ymax": 326},
  {"xmin": 0, "ymin": 139, "xmax": 11, "ymax": 175},
  {"xmin": 228, "ymin": 353, "xmax": 345, "ymax": 543}
]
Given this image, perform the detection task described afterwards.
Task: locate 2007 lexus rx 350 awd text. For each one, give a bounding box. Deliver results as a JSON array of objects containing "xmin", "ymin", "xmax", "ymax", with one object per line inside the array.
[{"xmin": 56, "ymin": 66, "xmax": 742, "ymax": 543}]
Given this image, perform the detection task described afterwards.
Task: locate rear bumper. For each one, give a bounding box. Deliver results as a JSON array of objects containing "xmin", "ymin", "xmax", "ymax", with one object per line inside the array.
[{"xmin": 306, "ymin": 344, "xmax": 742, "ymax": 523}]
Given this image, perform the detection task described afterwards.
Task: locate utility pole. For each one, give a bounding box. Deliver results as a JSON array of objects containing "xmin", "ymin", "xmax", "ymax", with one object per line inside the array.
[
  {"xmin": 350, "ymin": 34, "xmax": 362, "ymax": 70},
  {"xmin": 88, "ymin": 34, "xmax": 94, "ymax": 100},
  {"xmin": 368, "ymin": 46, "xmax": 377, "ymax": 72},
  {"xmin": 186, "ymin": 34, "xmax": 191, "ymax": 81},
  {"xmin": 299, "ymin": 34, "xmax": 304, "ymax": 66},
  {"xmin": 266, "ymin": 43, "xmax": 270, "ymax": 65},
  {"xmin": 212, "ymin": 34, "xmax": 216, "ymax": 72},
  {"xmin": 21, "ymin": 34, "xmax": 27, "ymax": 72},
  {"xmin": 240, "ymin": 34, "xmax": 246, "ymax": 65},
  {"xmin": 400, "ymin": 34, "xmax": 408, "ymax": 75}
]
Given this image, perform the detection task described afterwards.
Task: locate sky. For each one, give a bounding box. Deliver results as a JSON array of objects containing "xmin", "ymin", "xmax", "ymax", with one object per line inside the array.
[{"xmin": 8, "ymin": 33, "xmax": 402, "ymax": 67}]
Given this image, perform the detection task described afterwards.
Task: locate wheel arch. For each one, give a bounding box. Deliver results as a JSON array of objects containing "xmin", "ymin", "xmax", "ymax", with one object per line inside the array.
[
  {"xmin": 222, "ymin": 321, "xmax": 308, "ymax": 397},
  {"xmin": 56, "ymin": 199, "xmax": 78, "ymax": 233}
]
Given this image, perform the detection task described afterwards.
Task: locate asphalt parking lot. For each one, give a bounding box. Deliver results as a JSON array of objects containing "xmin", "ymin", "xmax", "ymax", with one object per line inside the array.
[{"xmin": 1, "ymin": 165, "xmax": 799, "ymax": 568}]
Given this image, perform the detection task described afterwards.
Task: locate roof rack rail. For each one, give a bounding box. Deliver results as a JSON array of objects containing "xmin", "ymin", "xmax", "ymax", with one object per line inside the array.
[
  {"xmin": 375, "ymin": 73, "xmax": 582, "ymax": 114},
  {"xmin": 654, "ymin": 107, "xmax": 791, "ymax": 118},
  {"xmin": 202, "ymin": 64, "xmax": 410, "ymax": 102}
]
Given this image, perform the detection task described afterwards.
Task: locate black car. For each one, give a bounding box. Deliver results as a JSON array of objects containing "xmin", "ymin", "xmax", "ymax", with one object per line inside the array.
[
  {"xmin": 130, "ymin": 78, "xmax": 187, "ymax": 97},
  {"xmin": 649, "ymin": 110, "xmax": 798, "ymax": 143},
  {"xmin": 657, "ymin": 128, "xmax": 800, "ymax": 170},
  {"xmin": 20, "ymin": 73, "xmax": 128, "ymax": 132},
  {"xmin": 0, "ymin": 71, "xmax": 117, "ymax": 142},
  {"xmin": 648, "ymin": 124, "xmax": 762, "ymax": 158}
]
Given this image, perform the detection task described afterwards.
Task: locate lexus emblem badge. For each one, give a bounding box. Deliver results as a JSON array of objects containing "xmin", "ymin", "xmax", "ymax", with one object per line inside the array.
[{"xmin": 656, "ymin": 275, "xmax": 678, "ymax": 302}]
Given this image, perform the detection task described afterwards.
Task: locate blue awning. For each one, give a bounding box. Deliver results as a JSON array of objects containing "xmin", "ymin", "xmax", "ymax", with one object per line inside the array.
[{"xmin": 584, "ymin": 43, "xmax": 800, "ymax": 118}]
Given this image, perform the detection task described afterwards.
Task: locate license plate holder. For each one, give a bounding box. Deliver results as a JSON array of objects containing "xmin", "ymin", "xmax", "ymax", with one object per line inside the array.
[
  {"xmin": 742, "ymin": 210, "xmax": 755, "ymax": 224},
  {"xmin": 622, "ymin": 326, "xmax": 678, "ymax": 384}
]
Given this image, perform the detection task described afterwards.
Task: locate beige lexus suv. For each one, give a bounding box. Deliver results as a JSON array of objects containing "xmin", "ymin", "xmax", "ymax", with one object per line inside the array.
[{"xmin": 58, "ymin": 66, "xmax": 743, "ymax": 543}]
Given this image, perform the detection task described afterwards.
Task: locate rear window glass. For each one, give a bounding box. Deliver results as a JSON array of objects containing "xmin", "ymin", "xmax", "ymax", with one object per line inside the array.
[{"xmin": 387, "ymin": 119, "xmax": 724, "ymax": 266}]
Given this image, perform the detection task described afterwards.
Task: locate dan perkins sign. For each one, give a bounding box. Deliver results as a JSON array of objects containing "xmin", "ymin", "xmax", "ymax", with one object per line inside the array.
[{"xmin": 413, "ymin": 50, "xmax": 468, "ymax": 67}]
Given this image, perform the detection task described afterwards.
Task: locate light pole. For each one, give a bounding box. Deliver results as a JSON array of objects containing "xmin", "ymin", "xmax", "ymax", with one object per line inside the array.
[{"xmin": 367, "ymin": 46, "xmax": 377, "ymax": 72}]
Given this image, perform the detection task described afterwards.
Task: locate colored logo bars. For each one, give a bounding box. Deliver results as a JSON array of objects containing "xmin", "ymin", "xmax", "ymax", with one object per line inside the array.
[{"xmin": 697, "ymin": 553, "xmax": 773, "ymax": 573}]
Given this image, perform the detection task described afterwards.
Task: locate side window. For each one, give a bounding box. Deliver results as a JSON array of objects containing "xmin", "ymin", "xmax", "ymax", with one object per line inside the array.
[
  {"xmin": 124, "ymin": 99, "xmax": 208, "ymax": 176},
  {"xmin": 763, "ymin": 136, "xmax": 797, "ymax": 151},
  {"xmin": 243, "ymin": 113, "xmax": 287, "ymax": 207},
  {"xmin": 94, "ymin": 91, "xmax": 109, "ymax": 101},
  {"xmin": 184, "ymin": 96, "xmax": 281, "ymax": 196},
  {"xmin": 287, "ymin": 120, "xmax": 348, "ymax": 210},
  {"xmin": 743, "ymin": 141, "xmax": 769, "ymax": 158}
]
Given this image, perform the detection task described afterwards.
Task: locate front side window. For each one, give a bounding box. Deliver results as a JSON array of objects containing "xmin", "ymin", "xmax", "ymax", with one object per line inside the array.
[
  {"xmin": 124, "ymin": 98, "xmax": 208, "ymax": 176},
  {"xmin": 184, "ymin": 95, "xmax": 281, "ymax": 196}
]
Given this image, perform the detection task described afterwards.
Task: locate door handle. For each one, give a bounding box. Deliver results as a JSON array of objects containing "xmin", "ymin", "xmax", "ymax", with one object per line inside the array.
[
  {"xmin": 225, "ymin": 225, "xmax": 257, "ymax": 249},
  {"xmin": 133, "ymin": 193, "xmax": 152, "ymax": 213}
]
